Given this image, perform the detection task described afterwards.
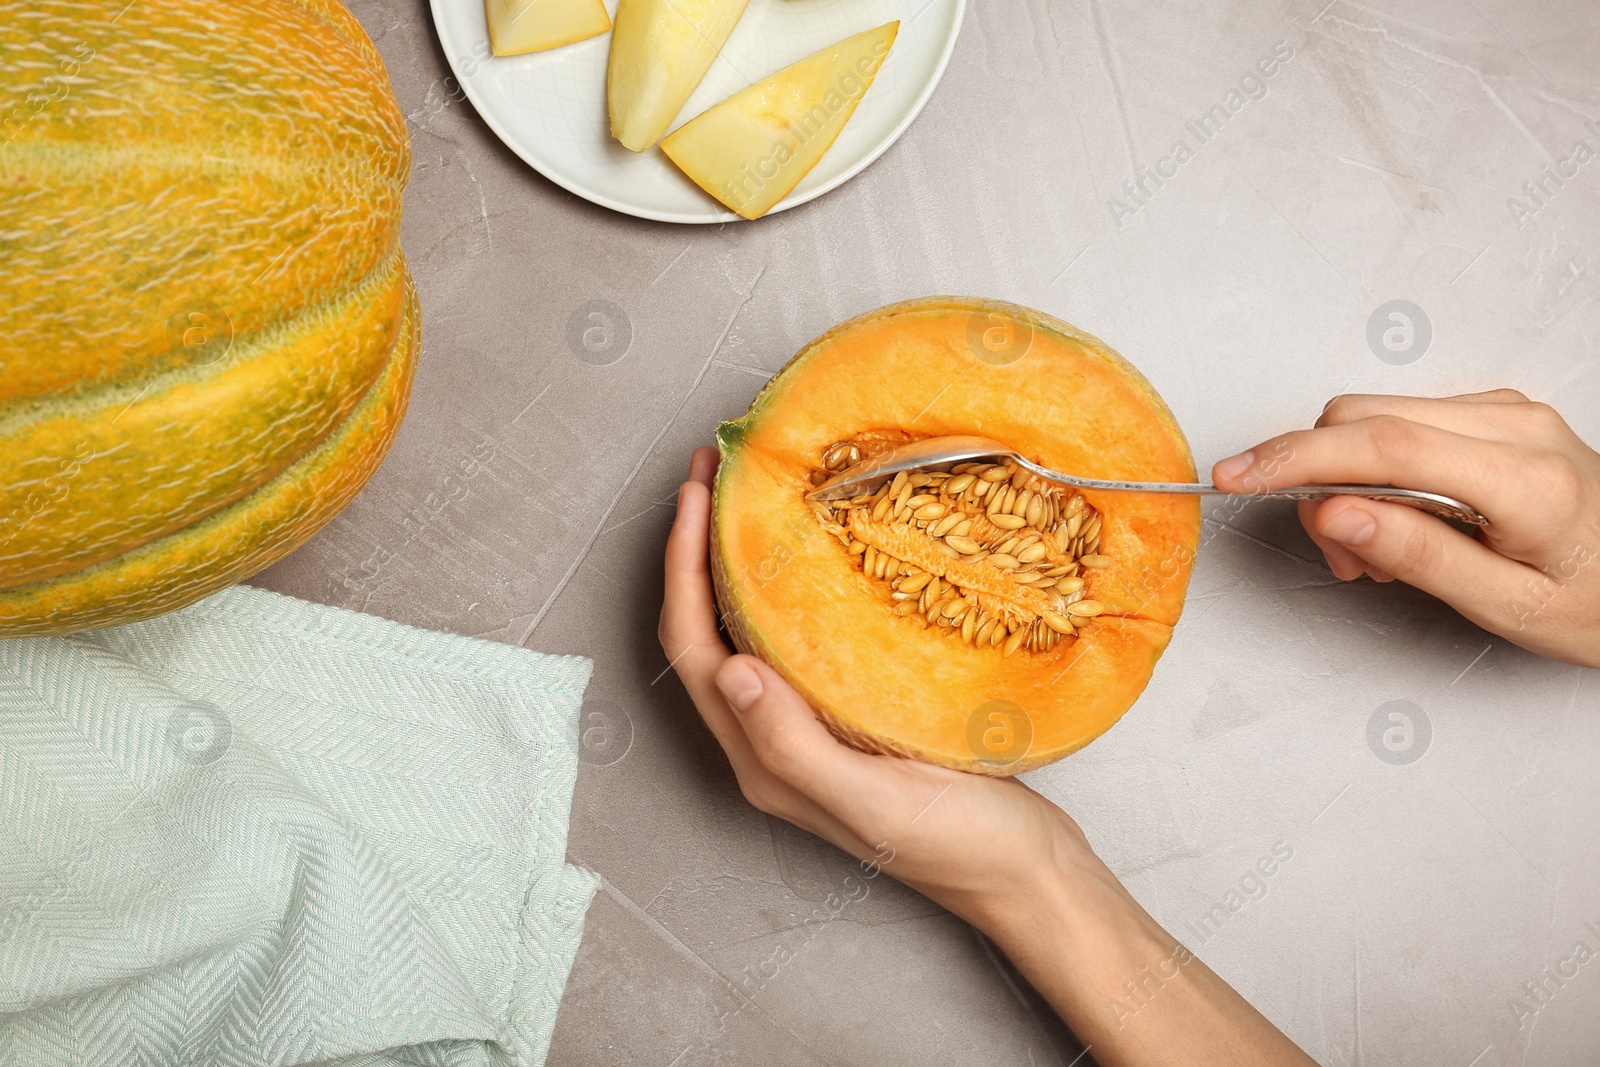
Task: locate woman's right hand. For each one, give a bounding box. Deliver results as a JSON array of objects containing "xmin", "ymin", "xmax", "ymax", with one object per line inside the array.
[{"xmin": 1210, "ymin": 390, "xmax": 1600, "ymax": 667}]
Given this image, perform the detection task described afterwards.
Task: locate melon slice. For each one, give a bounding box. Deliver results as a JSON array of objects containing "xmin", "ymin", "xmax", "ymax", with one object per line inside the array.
[
  {"xmin": 660, "ymin": 22, "xmax": 899, "ymax": 219},
  {"xmin": 607, "ymin": 0, "xmax": 750, "ymax": 152},
  {"xmin": 711, "ymin": 298, "xmax": 1201, "ymax": 774},
  {"xmin": 486, "ymin": 0, "xmax": 611, "ymax": 55}
]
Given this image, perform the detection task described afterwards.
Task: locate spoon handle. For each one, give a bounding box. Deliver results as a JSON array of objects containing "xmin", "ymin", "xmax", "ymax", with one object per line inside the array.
[
  {"xmin": 1056, "ymin": 477, "xmax": 1487, "ymax": 526},
  {"xmin": 1257, "ymin": 485, "xmax": 1486, "ymax": 525}
]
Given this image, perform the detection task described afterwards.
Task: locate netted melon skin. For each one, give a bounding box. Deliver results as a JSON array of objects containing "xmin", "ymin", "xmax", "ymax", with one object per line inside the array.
[{"xmin": 0, "ymin": 0, "xmax": 417, "ymax": 634}]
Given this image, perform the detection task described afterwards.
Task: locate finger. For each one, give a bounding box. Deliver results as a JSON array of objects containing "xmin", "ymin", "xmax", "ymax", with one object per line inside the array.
[
  {"xmin": 1296, "ymin": 500, "xmax": 1367, "ymax": 580},
  {"xmin": 1317, "ymin": 392, "xmax": 1584, "ymax": 461},
  {"xmin": 1309, "ymin": 496, "xmax": 1534, "ymax": 626},
  {"xmin": 716, "ymin": 655, "xmax": 916, "ymax": 829},
  {"xmin": 677, "ymin": 656, "xmax": 872, "ymax": 853},
  {"xmin": 666, "ymin": 451, "xmax": 886, "ymax": 855},
  {"xmin": 662, "ymin": 477, "xmax": 722, "ymax": 651},
  {"xmin": 1211, "ymin": 417, "xmax": 1521, "ymax": 525},
  {"xmin": 660, "ymin": 447, "xmax": 723, "ymax": 653},
  {"xmin": 1436, "ymin": 389, "xmax": 1531, "ymax": 404},
  {"xmin": 1320, "ymin": 389, "xmax": 1530, "ymax": 418},
  {"xmin": 659, "ymin": 465, "xmax": 749, "ymax": 757},
  {"xmin": 688, "ymin": 444, "xmax": 718, "ymax": 487},
  {"xmin": 659, "ymin": 491, "xmax": 839, "ymax": 847},
  {"xmin": 1316, "ymin": 392, "xmax": 1533, "ymax": 441},
  {"xmin": 713, "ymin": 657, "xmax": 896, "ymax": 859}
]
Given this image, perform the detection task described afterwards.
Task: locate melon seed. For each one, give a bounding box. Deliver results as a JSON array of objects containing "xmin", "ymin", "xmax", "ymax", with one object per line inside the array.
[
  {"xmin": 1042, "ymin": 611, "xmax": 1075, "ymax": 634},
  {"xmin": 810, "ymin": 444, "xmax": 1109, "ymax": 654}
]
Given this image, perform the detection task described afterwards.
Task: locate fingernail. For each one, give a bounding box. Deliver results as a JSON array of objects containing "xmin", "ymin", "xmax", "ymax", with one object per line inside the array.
[
  {"xmin": 1214, "ymin": 451, "xmax": 1255, "ymax": 482},
  {"xmin": 717, "ymin": 659, "xmax": 764, "ymax": 712},
  {"xmin": 1322, "ymin": 507, "xmax": 1377, "ymax": 546}
]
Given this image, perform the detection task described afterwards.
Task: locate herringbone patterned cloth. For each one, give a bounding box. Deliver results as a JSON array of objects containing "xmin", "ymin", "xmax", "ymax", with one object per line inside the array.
[{"xmin": 0, "ymin": 585, "xmax": 598, "ymax": 1066}]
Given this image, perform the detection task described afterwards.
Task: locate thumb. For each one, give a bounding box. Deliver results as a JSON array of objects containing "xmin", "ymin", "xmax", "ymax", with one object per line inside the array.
[
  {"xmin": 1312, "ymin": 496, "xmax": 1529, "ymax": 630},
  {"xmin": 714, "ymin": 655, "xmax": 888, "ymax": 810}
]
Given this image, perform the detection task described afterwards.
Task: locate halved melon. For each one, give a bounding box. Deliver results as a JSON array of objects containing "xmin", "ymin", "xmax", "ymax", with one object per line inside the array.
[{"xmin": 711, "ymin": 298, "xmax": 1200, "ymax": 775}]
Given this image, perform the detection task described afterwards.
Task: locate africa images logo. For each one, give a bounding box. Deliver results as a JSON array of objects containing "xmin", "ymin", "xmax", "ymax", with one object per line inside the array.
[
  {"xmin": 1107, "ymin": 41, "xmax": 1295, "ymax": 227},
  {"xmin": 1505, "ymin": 116, "xmax": 1600, "ymax": 229},
  {"xmin": 720, "ymin": 34, "xmax": 894, "ymax": 215}
]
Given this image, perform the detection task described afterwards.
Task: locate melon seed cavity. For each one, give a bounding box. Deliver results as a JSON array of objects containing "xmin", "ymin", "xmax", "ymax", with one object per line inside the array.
[{"xmin": 809, "ymin": 438, "xmax": 1107, "ymax": 655}]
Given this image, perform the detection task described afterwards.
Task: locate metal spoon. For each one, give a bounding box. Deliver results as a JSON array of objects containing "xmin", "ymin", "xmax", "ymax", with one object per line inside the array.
[{"xmin": 805, "ymin": 435, "xmax": 1488, "ymax": 525}]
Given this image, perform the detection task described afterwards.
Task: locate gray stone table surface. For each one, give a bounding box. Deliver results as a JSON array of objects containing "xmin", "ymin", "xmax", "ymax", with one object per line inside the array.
[{"xmin": 254, "ymin": 0, "xmax": 1600, "ymax": 1063}]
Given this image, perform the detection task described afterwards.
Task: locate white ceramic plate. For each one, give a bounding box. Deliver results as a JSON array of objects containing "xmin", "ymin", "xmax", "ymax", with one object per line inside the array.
[{"xmin": 428, "ymin": 0, "xmax": 966, "ymax": 223}]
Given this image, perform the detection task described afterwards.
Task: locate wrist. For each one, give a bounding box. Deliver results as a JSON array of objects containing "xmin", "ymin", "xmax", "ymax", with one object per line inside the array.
[
  {"xmin": 968, "ymin": 832, "xmax": 1196, "ymax": 1027},
  {"xmin": 974, "ymin": 833, "xmax": 1155, "ymax": 955}
]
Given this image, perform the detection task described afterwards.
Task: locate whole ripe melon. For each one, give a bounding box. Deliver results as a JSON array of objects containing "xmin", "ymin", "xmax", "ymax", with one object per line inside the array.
[
  {"xmin": 711, "ymin": 298, "xmax": 1201, "ymax": 775},
  {"xmin": 0, "ymin": 0, "xmax": 417, "ymax": 635}
]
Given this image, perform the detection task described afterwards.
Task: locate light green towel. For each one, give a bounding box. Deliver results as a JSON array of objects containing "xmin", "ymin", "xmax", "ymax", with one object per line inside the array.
[{"xmin": 0, "ymin": 584, "xmax": 598, "ymax": 1066}]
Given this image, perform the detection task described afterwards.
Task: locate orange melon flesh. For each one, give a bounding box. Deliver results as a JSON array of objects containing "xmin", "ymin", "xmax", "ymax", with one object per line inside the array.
[{"xmin": 711, "ymin": 298, "xmax": 1200, "ymax": 774}]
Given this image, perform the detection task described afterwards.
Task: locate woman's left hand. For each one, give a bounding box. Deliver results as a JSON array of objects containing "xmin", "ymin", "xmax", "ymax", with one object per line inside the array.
[{"xmin": 658, "ymin": 446, "xmax": 1108, "ymax": 933}]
